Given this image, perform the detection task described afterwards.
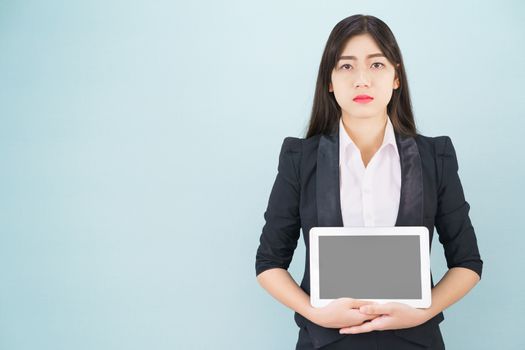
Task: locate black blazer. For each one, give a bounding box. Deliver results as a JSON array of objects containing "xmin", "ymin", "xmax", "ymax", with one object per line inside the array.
[{"xmin": 255, "ymin": 128, "xmax": 483, "ymax": 349}]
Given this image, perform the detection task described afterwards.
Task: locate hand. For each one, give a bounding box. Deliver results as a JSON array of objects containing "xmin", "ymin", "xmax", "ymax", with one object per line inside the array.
[
  {"xmin": 311, "ymin": 298, "xmax": 381, "ymax": 329},
  {"xmin": 339, "ymin": 302, "xmax": 430, "ymax": 334}
]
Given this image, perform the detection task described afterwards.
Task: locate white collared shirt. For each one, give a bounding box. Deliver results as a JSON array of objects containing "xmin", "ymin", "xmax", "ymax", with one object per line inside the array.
[{"xmin": 339, "ymin": 116, "xmax": 401, "ymax": 227}]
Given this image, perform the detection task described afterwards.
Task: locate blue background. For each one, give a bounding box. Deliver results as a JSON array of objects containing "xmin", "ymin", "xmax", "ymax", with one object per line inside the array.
[{"xmin": 1, "ymin": 1, "xmax": 523, "ymax": 349}]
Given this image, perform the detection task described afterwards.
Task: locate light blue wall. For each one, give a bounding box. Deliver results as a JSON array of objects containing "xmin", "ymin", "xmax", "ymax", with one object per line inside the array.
[{"xmin": 1, "ymin": 1, "xmax": 523, "ymax": 349}]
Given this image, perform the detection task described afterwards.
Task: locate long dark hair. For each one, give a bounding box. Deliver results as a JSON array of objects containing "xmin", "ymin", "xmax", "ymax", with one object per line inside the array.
[{"xmin": 305, "ymin": 14, "xmax": 418, "ymax": 138}]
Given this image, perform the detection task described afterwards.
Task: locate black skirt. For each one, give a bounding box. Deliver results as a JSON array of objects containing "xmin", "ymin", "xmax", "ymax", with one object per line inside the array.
[{"xmin": 295, "ymin": 326, "xmax": 446, "ymax": 350}]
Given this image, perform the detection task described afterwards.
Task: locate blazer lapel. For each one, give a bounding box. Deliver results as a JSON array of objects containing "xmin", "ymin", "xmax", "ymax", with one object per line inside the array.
[
  {"xmin": 316, "ymin": 127, "xmax": 424, "ymax": 227},
  {"xmin": 394, "ymin": 131, "xmax": 424, "ymax": 226},
  {"xmin": 316, "ymin": 132, "xmax": 344, "ymax": 227}
]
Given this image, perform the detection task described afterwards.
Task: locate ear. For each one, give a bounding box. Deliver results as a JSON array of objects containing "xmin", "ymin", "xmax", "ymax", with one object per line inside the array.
[
  {"xmin": 329, "ymin": 82, "xmax": 333, "ymax": 92},
  {"xmin": 394, "ymin": 64, "xmax": 400, "ymax": 90},
  {"xmin": 393, "ymin": 77, "xmax": 400, "ymax": 90}
]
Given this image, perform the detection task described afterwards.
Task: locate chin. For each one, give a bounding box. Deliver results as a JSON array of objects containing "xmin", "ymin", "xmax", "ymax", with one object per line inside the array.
[{"xmin": 345, "ymin": 111, "xmax": 379, "ymax": 119}]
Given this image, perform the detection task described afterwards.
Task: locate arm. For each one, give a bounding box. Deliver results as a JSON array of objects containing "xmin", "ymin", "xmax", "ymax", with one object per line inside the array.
[
  {"xmin": 424, "ymin": 136, "xmax": 483, "ymax": 318},
  {"xmin": 255, "ymin": 137, "xmax": 302, "ymax": 277},
  {"xmin": 434, "ymin": 136, "xmax": 483, "ymax": 279},
  {"xmin": 255, "ymin": 137, "xmax": 308, "ymax": 316},
  {"xmin": 423, "ymin": 267, "xmax": 480, "ymax": 320},
  {"xmin": 256, "ymin": 268, "xmax": 316, "ymax": 322}
]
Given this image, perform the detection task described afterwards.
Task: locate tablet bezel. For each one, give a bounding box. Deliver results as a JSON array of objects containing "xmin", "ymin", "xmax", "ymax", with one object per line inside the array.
[{"xmin": 309, "ymin": 226, "xmax": 431, "ymax": 309}]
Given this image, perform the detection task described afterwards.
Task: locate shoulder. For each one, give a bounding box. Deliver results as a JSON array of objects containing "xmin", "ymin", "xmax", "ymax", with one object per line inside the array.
[
  {"xmin": 277, "ymin": 135, "xmax": 322, "ymax": 181},
  {"xmin": 414, "ymin": 133, "xmax": 455, "ymax": 160},
  {"xmin": 280, "ymin": 136, "xmax": 302, "ymax": 153},
  {"xmin": 280, "ymin": 134, "xmax": 322, "ymax": 155},
  {"xmin": 415, "ymin": 133, "xmax": 461, "ymax": 191}
]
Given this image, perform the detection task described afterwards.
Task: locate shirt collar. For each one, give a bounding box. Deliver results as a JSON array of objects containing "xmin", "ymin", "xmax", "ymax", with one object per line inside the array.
[{"xmin": 339, "ymin": 115, "xmax": 399, "ymax": 166}]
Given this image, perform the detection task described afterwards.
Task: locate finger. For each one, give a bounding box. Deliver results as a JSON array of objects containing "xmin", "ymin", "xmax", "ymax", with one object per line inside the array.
[
  {"xmin": 355, "ymin": 309, "xmax": 375, "ymax": 322},
  {"xmin": 338, "ymin": 297, "xmax": 353, "ymax": 302},
  {"xmin": 351, "ymin": 299, "xmax": 377, "ymax": 308},
  {"xmin": 338, "ymin": 297, "xmax": 358, "ymax": 305},
  {"xmin": 341, "ymin": 311, "xmax": 375, "ymax": 331},
  {"xmin": 360, "ymin": 304, "xmax": 392, "ymax": 315},
  {"xmin": 340, "ymin": 315, "xmax": 389, "ymax": 334},
  {"xmin": 365, "ymin": 313, "xmax": 381, "ymax": 320},
  {"xmin": 340, "ymin": 320, "xmax": 375, "ymax": 334}
]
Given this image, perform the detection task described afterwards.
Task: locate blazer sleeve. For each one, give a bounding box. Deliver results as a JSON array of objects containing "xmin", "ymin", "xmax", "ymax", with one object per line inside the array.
[
  {"xmin": 434, "ymin": 136, "xmax": 483, "ymax": 280},
  {"xmin": 255, "ymin": 137, "xmax": 302, "ymax": 277}
]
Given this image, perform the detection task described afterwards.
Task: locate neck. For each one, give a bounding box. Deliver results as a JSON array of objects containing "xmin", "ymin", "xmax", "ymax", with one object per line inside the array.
[{"xmin": 341, "ymin": 112, "xmax": 388, "ymax": 150}]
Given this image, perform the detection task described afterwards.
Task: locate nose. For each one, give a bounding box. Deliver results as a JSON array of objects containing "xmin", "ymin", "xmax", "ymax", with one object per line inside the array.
[{"xmin": 354, "ymin": 70, "xmax": 370, "ymax": 88}]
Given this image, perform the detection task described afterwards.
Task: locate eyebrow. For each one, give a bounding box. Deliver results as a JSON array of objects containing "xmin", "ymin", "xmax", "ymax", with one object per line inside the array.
[{"xmin": 338, "ymin": 53, "xmax": 386, "ymax": 61}]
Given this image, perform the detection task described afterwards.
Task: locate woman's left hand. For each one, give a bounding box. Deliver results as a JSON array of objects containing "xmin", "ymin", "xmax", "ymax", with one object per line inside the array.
[{"xmin": 339, "ymin": 302, "xmax": 430, "ymax": 334}]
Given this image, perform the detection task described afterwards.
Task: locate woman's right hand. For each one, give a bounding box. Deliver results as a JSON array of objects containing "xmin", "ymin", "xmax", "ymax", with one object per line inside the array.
[{"xmin": 310, "ymin": 297, "xmax": 380, "ymax": 329}]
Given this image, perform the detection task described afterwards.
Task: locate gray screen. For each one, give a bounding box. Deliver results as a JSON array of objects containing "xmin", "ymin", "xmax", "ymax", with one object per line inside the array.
[{"xmin": 319, "ymin": 235, "xmax": 421, "ymax": 299}]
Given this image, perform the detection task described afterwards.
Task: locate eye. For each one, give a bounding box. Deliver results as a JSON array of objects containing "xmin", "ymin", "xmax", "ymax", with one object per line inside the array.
[{"xmin": 339, "ymin": 62, "xmax": 385, "ymax": 70}]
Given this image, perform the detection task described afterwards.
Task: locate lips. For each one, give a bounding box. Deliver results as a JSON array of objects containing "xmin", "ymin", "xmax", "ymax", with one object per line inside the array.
[{"xmin": 353, "ymin": 94, "xmax": 374, "ymax": 103}]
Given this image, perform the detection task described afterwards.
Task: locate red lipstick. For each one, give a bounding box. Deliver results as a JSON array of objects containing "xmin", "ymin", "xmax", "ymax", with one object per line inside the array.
[{"xmin": 353, "ymin": 94, "xmax": 374, "ymax": 103}]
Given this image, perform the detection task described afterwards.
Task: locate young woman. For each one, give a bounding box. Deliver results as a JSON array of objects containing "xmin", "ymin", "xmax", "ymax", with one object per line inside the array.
[{"xmin": 255, "ymin": 14, "xmax": 483, "ymax": 350}]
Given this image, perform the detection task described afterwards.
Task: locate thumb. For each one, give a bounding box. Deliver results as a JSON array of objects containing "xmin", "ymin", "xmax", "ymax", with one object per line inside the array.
[{"xmin": 350, "ymin": 299, "xmax": 377, "ymax": 308}]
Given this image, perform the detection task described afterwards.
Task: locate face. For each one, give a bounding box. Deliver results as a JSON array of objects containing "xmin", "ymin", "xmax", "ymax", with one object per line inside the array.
[{"xmin": 329, "ymin": 33, "xmax": 400, "ymax": 120}]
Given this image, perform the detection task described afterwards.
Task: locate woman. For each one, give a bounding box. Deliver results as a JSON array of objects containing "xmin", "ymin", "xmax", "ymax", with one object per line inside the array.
[{"xmin": 255, "ymin": 14, "xmax": 483, "ymax": 350}]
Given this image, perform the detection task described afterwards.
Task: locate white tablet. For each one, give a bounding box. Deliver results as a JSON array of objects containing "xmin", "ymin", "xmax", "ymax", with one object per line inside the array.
[{"xmin": 309, "ymin": 226, "xmax": 431, "ymax": 309}]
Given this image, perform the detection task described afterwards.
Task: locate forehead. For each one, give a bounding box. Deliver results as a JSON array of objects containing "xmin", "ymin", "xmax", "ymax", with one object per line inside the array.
[{"xmin": 338, "ymin": 34, "xmax": 384, "ymax": 58}]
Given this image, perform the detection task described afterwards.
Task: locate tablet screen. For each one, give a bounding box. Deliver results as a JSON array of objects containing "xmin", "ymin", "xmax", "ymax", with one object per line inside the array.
[{"xmin": 318, "ymin": 235, "xmax": 422, "ymax": 299}]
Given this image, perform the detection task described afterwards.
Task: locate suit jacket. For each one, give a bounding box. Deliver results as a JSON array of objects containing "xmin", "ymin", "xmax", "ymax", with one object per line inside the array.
[{"xmin": 255, "ymin": 127, "xmax": 483, "ymax": 349}]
